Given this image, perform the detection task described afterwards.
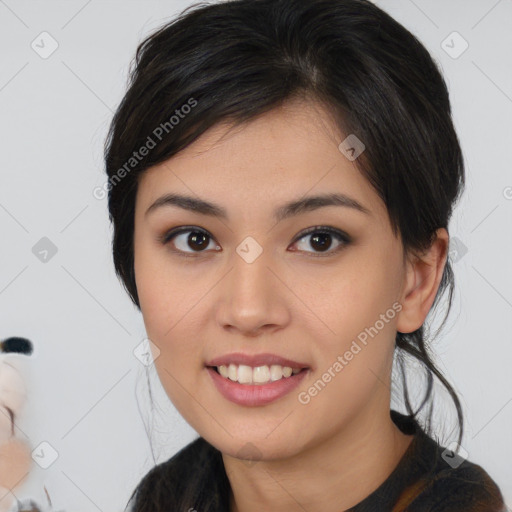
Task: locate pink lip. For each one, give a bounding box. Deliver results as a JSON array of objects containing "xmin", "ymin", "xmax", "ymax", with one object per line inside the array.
[
  {"xmin": 206, "ymin": 366, "xmax": 309, "ymax": 406},
  {"xmin": 205, "ymin": 352, "xmax": 309, "ymax": 369}
]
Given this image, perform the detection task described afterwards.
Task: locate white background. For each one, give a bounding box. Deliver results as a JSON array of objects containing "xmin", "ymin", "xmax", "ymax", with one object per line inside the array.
[{"xmin": 0, "ymin": 0, "xmax": 511, "ymax": 510}]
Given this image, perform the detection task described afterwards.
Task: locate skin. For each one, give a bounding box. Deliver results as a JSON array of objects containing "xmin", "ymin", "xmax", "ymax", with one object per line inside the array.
[{"xmin": 133, "ymin": 97, "xmax": 448, "ymax": 512}]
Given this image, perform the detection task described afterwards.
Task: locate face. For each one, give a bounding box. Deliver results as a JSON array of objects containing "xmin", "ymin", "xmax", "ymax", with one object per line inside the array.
[{"xmin": 133, "ymin": 98, "xmax": 410, "ymax": 461}]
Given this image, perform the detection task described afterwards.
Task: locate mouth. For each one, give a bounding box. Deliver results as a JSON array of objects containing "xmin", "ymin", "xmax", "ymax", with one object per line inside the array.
[
  {"xmin": 204, "ymin": 352, "xmax": 311, "ymax": 405},
  {"xmin": 205, "ymin": 363, "xmax": 310, "ymax": 406},
  {"xmin": 206, "ymin": 364, "xmax": 308, "ymax": 386}
]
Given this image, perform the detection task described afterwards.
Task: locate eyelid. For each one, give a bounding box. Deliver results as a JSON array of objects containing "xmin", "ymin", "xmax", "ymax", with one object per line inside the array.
[
  {"xmin": 157, "ymin": 225, "xmax": 210, "ymax": 245},
  {"xmin": 292, "ymin": 225, "xmax": 351, "ymax": 244},
  {"xmin": 158, "ymin": 225, "xmax": 351, "ymax": 257}
]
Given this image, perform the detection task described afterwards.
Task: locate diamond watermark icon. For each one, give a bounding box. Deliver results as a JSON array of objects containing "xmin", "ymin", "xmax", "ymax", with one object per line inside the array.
[
  {"xmin": 32, "ymin": 237, "xmax": 58, "ymax": 263},
  {"xmin": 236, "ymin": 442, "xmax": 263, "ymax": 467},
  {"xmin": 236, "ymin": 236, "xmax": 263, "ymax": 264},
  {"xmin": 441, "ymin": 31, "xmax": 468, "ymax": 59},
  {"xmin": 338, "ymin": 134, "xmax": 365, "ymax": 161},
  {"xmin": 133, "ymin": 338, "xmax": 161, "ymax": 366},
  {"xmin": 31, "ymin": 31, "xmax": 59, "ymax": 59},
  {"xmin": 32, "ymin": 441, "xmax": 59, "ymax": 469},
  {"xmin": 448, "ymin": 236, "xmax": 468, "ymax": 264},
  {"xmin": 441, "ymin": 441, "xmax": 468, "ymax": 469}
]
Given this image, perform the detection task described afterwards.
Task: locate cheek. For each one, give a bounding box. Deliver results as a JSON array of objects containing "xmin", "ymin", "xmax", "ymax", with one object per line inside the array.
[
  {"xmin": 135, "ymin": 243, "xmax": 182, "ymax": 332},
  {"xmin": 316, "ymin": 254, "xmax": 401, "ymax": 338},
  {"xmin": 141, "ymin": 291, "xmax": 205, "ymax": 425},
  {"xmin": 134, "ymin": 245, "xmax": 204, "ymax": 356},
  {"xmin": 305, "ymin": 256, "xmax": 400, "ymax": 394}
]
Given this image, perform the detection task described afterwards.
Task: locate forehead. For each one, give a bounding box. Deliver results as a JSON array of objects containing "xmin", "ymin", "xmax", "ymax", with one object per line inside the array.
[
  {"xmin": 136, "ymin": 98, "xmax": 387, "ymax": 225},
  {"xmin": 168, "ymin": 98, "xmax": 343, "ymax": 167}
]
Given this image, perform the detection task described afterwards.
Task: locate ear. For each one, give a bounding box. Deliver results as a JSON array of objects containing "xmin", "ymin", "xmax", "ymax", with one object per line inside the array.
[{"xmin": 396, "ymin": 228, "xmax": 449, "ymax": 334}]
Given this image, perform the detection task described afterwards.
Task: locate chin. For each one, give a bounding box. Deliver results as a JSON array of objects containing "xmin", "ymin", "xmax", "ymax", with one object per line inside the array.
[{"xmin": 206, "ymin": 429, "xmax": 302, "ymax": 464}]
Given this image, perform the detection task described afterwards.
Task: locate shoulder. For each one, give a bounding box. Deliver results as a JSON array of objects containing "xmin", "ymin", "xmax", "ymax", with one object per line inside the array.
[
  {"xmin": 409, "ymin": 459, "xmax": 506, "ymax": 512},
  {"xmin": 388, "ymin": 411, "xmax": 506, "ymax": 512}
]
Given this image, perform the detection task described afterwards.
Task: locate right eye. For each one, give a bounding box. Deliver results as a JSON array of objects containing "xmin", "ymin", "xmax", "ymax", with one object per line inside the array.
[{"xmin": 159, "ymin": 226, "xmax": 220, "ymax": 257}]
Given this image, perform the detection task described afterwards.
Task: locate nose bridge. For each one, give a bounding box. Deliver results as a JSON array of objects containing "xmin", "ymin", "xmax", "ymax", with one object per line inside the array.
[
  {"xmin": 231, "ymin": 234, "xmax": 273, "ymax": 293},
  {"xmin": 214, "ymin": 224, "xmax": 292, "ymax": 334},
  {"xmin": 235, "ymin": 233, "xmax": 266, "ymax": 266},
  {"xmin": 219, "ymin": 233, "xmax": 282, "ymax": 324}
]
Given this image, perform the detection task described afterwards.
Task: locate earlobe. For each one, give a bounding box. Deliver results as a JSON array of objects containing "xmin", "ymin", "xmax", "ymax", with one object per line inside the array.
[{"xmin": 396, "ymin": 228, "xmax": 449, "ymax": 334}]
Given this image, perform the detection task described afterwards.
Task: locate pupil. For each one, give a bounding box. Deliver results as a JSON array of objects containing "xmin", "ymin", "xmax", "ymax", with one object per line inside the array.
[
  {"xmin": 189, "ymin": 232, "xmax": 208, "ymax": 251},
  {"xmin": 311, "ymin": 233, "xmax": 331, "ymax": 252}
]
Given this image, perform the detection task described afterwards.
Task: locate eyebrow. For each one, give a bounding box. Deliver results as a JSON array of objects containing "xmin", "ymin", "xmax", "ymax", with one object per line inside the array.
[{"xmin": 145, "ymin": 192, "xmax": 371, "ymax": 222}]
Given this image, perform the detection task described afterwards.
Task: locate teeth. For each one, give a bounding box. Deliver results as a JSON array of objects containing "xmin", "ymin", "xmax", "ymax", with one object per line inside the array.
[
  {"xmin": 253, "ymin": 365, "xmax": 270, "ymax": 383},
  {"xmin": 216, "ymin": 364, "xmax": 303, "ymax": 385},
  {"xmin": 270, "ymin": 364, "xmax": 282, "ymax": 381},
  {"xmin": 227, "ymin": 364, "xmax": 237, "ymax": 381},
  {"xmin": 238, "ymin": 364, "xmax": 253, "ymax": 384}
]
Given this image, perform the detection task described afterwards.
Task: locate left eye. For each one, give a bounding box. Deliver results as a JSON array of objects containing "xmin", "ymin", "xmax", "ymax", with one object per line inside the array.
[
  {"xmin": 159, "ymin": 226, "xmax": 350, "ymax": 257},
  {"xmin": 292, "ymin": 227, "xmax": 350, "ymax": 256}
]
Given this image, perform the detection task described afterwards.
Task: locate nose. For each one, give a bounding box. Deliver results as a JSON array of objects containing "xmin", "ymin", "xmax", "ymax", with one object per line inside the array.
[{"xmin": 215, "ymin": 239, "xmax": 290, "ymax": 336}]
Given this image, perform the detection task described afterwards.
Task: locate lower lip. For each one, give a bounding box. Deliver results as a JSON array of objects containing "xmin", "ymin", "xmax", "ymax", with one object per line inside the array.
[{"xmin": 206, "ymin": 367, "xmax": 309, "ymax": 406}]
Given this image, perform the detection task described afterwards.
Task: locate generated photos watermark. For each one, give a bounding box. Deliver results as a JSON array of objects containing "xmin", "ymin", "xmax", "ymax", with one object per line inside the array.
[
  {"xmin": 298, "ymin": 301, "xmax": 403, "ymax": 405},
  {"xmin": 93, "ymin": 97, "xmax": 198, "ymax": 200}
]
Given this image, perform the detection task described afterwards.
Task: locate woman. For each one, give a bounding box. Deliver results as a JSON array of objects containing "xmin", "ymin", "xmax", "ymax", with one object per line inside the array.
[{"xmin": 103, "ymin": 0, "xmax": 506, "ymax": 510}]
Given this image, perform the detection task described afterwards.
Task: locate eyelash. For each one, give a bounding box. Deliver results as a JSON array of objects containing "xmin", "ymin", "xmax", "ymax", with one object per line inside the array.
[{"xmin": 157, "ymin": 225, "xmax": 351, "ymax": 258}]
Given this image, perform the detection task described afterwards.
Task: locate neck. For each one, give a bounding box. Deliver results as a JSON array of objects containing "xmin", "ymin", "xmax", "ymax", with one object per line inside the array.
[{"xmin": 224, "ymin": 404, "xmax": 414, "ymax": 512}]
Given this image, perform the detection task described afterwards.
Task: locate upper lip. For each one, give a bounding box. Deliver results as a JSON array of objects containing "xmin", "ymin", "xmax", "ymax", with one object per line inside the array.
[{"xmin": 206, "ymin": 352, "xmax": 309, "ymax": 369}]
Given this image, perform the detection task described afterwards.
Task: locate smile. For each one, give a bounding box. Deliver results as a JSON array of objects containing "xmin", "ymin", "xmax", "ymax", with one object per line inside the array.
[
  {"xmin": 206, "ymin": 365, "xmax": 309, "ymax": 406},
  {"xmin": 212, "ymin": 363, "xmax": 303, "ymax": 385}
]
